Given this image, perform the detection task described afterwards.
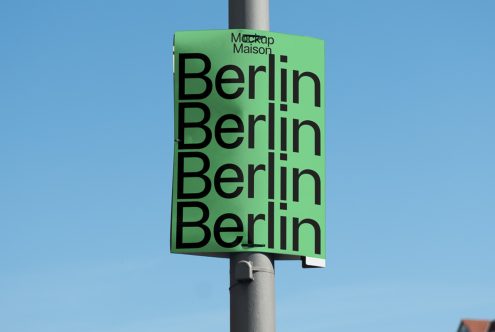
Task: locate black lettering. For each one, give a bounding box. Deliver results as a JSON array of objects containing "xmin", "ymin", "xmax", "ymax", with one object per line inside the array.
[
  {"xmin": 248, "ymin": 213, "xmax": 265, "ymax": 245},
  {"xmin": 179, "ymin": 53, "xmax": 212, "ymax": 100},
  {"xmin": 214, "ymin": 164, "xmax": 244, "ymax": 198},
  {"xmin": 268, "ymin": 201, "xmax": 274, "ymax": 249},
  {"xmin": 268, "ymin": 103, "xmax": 275, "ymax": 150},
  {"xmin": 248, "ymin": 65, "xmax": 267, "ymax": 99},
  {"xmin": 214, "ymin": 213, "xmax": 243, "ymax": 248},
  {"xmin": 293, "ymin": 168, "xmax": 321, "ymax": 205},
  {"xmin": 293, "ymin": 70, "xmax": 321, "ymax": 107},
  {"xmin": 247, "ymin": 164, "xmax": 266, "ymax": 198},
  {"xmin": 248, "ymin": 114, "xmax": 266, "ymax": 149},
  {"xmin": 215, "ymin": 65, "xmax": 244, "ymax": 99},
  {"xmin": 231, "ymin": 33, "xmax": 242, "ymax": 43},
  {"xmin": 178, "ymin": 102, "xmax": 212, "ymax": 149},
  {"xmin": 293, "ymin": 119, "xmax": 321, "ymax": 156},
  {"xmin": 292, "ymin": 218, "xmax": 321, "ymax": 255},
  {"xmin": 178, "ymin": 152, "xmax": 211, "ymax": 199},
  {"xmin": 268, "ymin": 54, "xmax": 275, "ymax": 100},
  {"xmin": 215, "ymin": 114, "xmax": 244, "ymax": 149},
  {"xmin": 176, "ymin": 201, "xmax": 210, "ymax": 249}
]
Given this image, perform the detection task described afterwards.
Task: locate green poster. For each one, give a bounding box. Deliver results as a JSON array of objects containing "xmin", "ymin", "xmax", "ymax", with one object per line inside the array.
[{"xmin": 171, "ymin": 29, "xmax": 325, "ymax": 266}]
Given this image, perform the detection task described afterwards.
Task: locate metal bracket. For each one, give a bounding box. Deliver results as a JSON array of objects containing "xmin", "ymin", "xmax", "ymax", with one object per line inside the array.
[
  {"xmin": 235, "ymin": 260, "xmax": 274, "ymax": 283},
  {"xmin": 235, "ymin": 260, "xmax": 254, "ymax": 281}
]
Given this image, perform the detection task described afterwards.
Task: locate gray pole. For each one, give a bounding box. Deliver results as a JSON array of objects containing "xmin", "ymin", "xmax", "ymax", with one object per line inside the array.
[
  {"xmin": 228, "ymin": 1, "xmax": 274, "ymax": 332},
  {"xmin": 229, "ymin": 0, "xmax": 269, "ymax": 30}
]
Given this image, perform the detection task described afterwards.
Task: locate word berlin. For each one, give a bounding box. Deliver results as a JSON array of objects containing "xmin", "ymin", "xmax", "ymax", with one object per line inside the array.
[{"xmin": 175, "ymin": 51, "xmax": 323, "ymax": 255}]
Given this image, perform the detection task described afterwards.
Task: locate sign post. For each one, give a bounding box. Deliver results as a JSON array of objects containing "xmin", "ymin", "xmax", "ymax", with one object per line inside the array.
[
  {"xmin": 171, "ymin": 0, "xmax": 325, "ymax": 331},
  {"xmin": 229, "ymin": 2, "xmax": 274, "ymax": 332}
]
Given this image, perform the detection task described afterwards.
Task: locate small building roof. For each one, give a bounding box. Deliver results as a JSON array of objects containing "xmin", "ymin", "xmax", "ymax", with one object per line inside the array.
[{"xmin": 459, "ymin": 319, "xmax": 494, "ymax": 332}]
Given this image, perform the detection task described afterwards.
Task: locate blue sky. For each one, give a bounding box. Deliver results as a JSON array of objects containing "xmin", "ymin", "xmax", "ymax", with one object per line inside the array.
[{"xmin": 1, "ymin": 0, "xmax": 494, "ymax": 331}]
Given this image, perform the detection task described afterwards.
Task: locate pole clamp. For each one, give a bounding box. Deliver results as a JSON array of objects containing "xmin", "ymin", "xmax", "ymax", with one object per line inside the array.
[{"xmin": 234, "ymin": 260, "xmax": 274, "ymax": 282}]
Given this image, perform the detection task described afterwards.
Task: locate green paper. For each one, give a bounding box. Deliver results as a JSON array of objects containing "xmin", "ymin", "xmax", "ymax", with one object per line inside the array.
[{"xmin": 171, "ymin": 29, "xmax": 326, "ymax": 262}]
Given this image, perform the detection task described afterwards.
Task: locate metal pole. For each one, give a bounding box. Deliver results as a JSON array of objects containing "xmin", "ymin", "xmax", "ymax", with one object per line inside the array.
[
  {"xmin": 229, "ymin": 0, "xmax": 269, "ymax": 30},
  {"xmin": 228, "ymin": 1, "xmax": 274, "ymax": 332},
  {"xmin": 229, "ymin": 253, "xmax": 275, "ymax": 332}
]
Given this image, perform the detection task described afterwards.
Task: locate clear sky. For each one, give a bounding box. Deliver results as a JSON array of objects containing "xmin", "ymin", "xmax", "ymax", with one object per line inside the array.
[{"xmin": 1, "ymin": 1, "xmax": 494, "ymax": 331}]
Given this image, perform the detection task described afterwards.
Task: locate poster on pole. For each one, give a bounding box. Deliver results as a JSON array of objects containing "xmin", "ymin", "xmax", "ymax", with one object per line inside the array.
[{"xmin": 171, "ymin": 29, "xmax": 326, "ymax": 267}]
